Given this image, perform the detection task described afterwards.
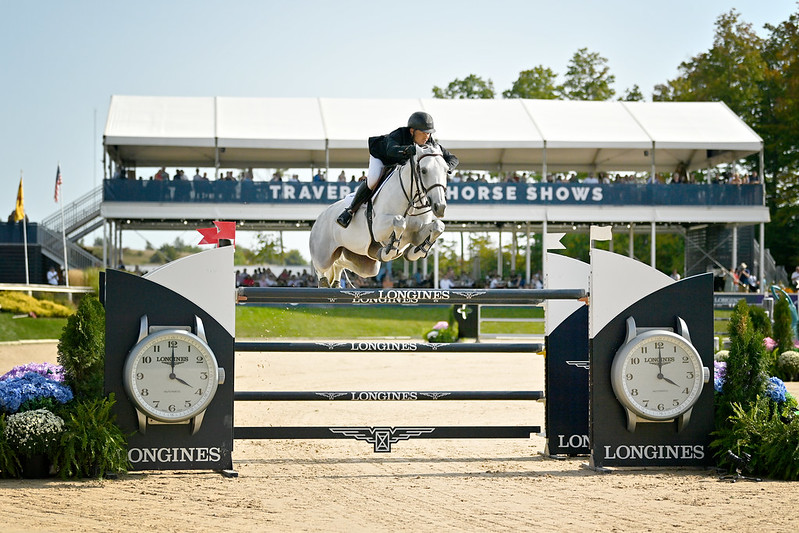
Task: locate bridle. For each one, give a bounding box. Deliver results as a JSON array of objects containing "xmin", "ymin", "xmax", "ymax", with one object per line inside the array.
[{"xmin": 401, "ymin": 151, "xmax": 448, "ymax": 217}]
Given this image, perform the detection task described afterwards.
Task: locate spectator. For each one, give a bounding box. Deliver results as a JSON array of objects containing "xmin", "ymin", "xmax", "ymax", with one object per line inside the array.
[
  {"xmin": 47, "ymin": 265, "xmax": 59, "ymax": 285},
  {"xmin": 155, "ymin": 167, "xmax": 169, "ymax": 181},
  {"xmin": 193, "ymin": 168, "xmax": 202, "ymax": 180},
  {"xmin": 791, "ymin": 266, "xmax": 799, "ymax": 289}
]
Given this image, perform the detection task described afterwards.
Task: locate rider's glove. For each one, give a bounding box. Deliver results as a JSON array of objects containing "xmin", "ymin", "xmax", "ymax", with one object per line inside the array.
[{"xmin": 402, "ymin": 144, "xmax": 416, "ymax": 157}]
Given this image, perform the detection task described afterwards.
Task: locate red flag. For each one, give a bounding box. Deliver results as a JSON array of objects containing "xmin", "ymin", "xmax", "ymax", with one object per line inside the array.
[
  {"xmin": 214, "ymin": 221, "xmax": 236, "ymax": 241},
  {"xmin": 54, "ymin": 164, "xmax": 62, "ymax": 203},
  {"xmin": 197, "ymin": 227, "xmax": 219, "ymax": 245}
]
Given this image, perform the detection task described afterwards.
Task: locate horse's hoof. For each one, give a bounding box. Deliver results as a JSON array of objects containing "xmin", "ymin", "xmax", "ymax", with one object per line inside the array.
[
  {"xmin": 332, "ymin": 281, "xmax": 340, "ymax": 288},
  {"xmin": 319, "ymin": 277, "xmax": 330, "ymax": 288}
]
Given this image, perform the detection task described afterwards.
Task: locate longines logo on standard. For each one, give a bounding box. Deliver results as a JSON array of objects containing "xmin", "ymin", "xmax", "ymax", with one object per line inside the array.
[
  {"xmin": 603, "ymin": 444, "xmax": 705, "ymax": 460},
  {"xmin": 128, "ymin": 447, "xmax": 222, "ymax": 463},
  {"xmin": 349, "ymin": 289, "xmax": 451, "ymax": 304}
]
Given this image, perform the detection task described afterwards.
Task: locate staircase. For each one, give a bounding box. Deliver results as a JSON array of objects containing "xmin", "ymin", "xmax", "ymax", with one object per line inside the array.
[{"xmin": 39, "ymin": 186, "xmax": 104, "ymax": 270}]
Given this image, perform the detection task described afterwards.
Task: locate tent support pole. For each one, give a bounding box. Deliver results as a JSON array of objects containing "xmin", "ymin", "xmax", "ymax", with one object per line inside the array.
[
  {"xmin": 759, "ymin": 223, "xmax": 765, "ymax": 294},
  {"xmin": 650, "ymin": 222, "xmax": 656, "ymax": 268}
]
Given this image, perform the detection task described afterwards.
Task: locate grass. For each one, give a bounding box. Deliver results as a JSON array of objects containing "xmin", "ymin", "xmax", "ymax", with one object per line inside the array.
[
  {"xmin": 0, "ymin": 305, "xmax": 730, "ymax": 343},
  {"xmin": 236, "ymin": 305, "xmax": 543, "ymax": 339},
  {"xmin": 0, "ymin": 312, "xmax": 68, "ymax": 342}
]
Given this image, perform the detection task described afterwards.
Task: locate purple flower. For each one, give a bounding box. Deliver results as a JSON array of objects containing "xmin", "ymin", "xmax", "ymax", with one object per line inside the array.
[
  {"xmin": 1, "ymin": 362, "xmax": 65, "ymax": 383},
  {"xmin": 766, "ymin": 376, "xmax": 787, "ymax": 403},
  {"xmin": 432, "ymin": 321, "xmax": 449, "ymax": 331},
  {"xmin": 714, "ymin": 361, "xmax": 726, "ymax": 393},
  {"xmin": 763, "ymin": 337, "xmax": 777, "ymax": 351},
  {"xmin": 0, "ymin": 372, "xmax": 73, "ymax": 413}
]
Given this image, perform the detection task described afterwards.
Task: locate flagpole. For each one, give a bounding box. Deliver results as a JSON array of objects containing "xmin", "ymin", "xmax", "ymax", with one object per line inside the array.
[
  {"xmin": 20, "ymin": 171, "xmax": 30, "ymax": 290},
  {"xmin": 58, "ymin": 162, "xmax": 70, "ymax": 289}
]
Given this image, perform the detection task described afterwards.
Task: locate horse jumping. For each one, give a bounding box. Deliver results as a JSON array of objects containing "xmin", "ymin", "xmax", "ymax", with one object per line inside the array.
[{"xmin": 309, "ymin": 143, "xmax": 449, "ymax": 287}]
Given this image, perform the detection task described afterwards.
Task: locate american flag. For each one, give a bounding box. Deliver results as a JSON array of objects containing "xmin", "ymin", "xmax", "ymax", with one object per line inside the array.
[{"xmin": 54, "ymin": 164, "xmax": 62, "ymax": 203}]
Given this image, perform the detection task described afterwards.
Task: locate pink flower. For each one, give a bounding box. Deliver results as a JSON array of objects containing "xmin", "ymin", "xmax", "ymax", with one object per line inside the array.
[
  {"xmin": 764, "ymin": 337, "xmax": 777, "ymax": 351},
  {"xmin": 433, "ymin": 321, "xmax": 449, "ymax": 330}
]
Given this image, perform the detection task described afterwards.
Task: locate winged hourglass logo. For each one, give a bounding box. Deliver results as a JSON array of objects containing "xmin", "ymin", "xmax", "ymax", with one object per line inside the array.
[{"xmin": 328, "ymin": 427, "xmax": 436, "ymax": 452}]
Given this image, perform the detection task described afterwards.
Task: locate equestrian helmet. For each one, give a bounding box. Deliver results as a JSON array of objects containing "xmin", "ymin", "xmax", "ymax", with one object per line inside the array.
[{"xmin": 408, "ymin": 111, "xmax": 435, "ymax": 133}]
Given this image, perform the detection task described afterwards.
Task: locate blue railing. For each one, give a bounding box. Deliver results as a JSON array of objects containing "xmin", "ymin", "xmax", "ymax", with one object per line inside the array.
[{"xmin": 103, "ymin": 180, "xmax": 763, "ymax": 207}]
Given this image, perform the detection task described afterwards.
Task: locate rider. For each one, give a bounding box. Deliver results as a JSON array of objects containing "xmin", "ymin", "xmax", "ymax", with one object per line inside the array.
[{"xmin": 336, "ymin": 111, "xmax": 459, "ymax": 228}]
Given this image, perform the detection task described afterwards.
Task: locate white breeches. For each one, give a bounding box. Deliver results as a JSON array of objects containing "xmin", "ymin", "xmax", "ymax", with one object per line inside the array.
[{"xmin": 366, "ymin": 155, "xmax": 384, "ymax": 189}]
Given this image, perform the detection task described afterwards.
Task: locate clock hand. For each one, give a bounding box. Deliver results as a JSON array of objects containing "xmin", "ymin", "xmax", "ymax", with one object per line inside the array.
[
  {"xmin": 660, "ymin": 374, "xmax": 680, "ymax": 387},
  {"xmin": 170, "ymin": 346, "xmax": 176, "ymax": 374},
  {"xmin": 172, "ymin": 375, "xmax": 193, "ymax": 388}
]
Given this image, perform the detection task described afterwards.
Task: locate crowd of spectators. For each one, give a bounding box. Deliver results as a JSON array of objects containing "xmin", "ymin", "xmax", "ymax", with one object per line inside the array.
[
  {"xmin": 113, "ymin": 165, "xmax": 761, "ymax": 186},
  {"xmin": 235, "ymin": 267, "xmax": 316, "ymax": 288}
]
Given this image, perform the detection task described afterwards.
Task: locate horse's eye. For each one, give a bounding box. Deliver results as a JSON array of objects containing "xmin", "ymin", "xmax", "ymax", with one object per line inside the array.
[{"xmin": 422, "ymin": 168, "xmax": 427, "ymax": 174}]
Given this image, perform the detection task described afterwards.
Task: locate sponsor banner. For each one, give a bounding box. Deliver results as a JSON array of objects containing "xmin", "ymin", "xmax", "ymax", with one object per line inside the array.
[{"xmin": 105, "ymin": 181, "xmax": 763, "ymax": 207}]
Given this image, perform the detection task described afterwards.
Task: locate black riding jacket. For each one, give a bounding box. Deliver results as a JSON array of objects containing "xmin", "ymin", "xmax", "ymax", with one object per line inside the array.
[{"xmin": 368, "ymin": 127, "xmax": 459, "ymax": 170}]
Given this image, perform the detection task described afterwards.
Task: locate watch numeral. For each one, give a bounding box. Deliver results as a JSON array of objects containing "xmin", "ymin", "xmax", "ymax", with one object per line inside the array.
[
  {"xmin": 686, "ymin": 372, "xmax": 694, "ymax": 379},
  {"xmin": 184, "ymin": 401, "xmax": 192, "ymax": 408},
  {"xmin": 673, "ymin": 399, "xmax": 679, "ymax": 406},
  {"xmin": 654, "ymin": 341, "xmax": 664, "ymax": 349},
  {"xmin": 153, "ymin": 345, "xmax": 161, "ymax": 353},
  {"xmin": 200, "ymin": 372, "xmax": 208, "ymax": 380},
  {"xmin": 682, "ymin": 387, "xmax": 689, "ymax": 394},
  {"xmin": 187, "ymin": 345, "xmax": 191, "ymax": 352},
  {"xmin": 625, "ymin": 373, "xmax": 633, "ymax": 380},
  {"xmin": 640, "ymin": 347, "xmax": 647, "ymax": 354},
  {"xmin": 642, "ymin": 399, "xmax": 649, "ymax": 407},
  {"xmin": 630, "ymin": 388, "xmax": 639, "ymax": 396},
  {"xmin": 140, "ymin": 388, "xmax": 149, "ymax": 396},
  {"xmin": 196, "ymin": 388, "xmax": 203, "ymax": 395},
  {"xmin": 142, "ymin": 356, "xmax": 152, "ymax": 364},
  {"xmin": 682, "ymin": 356, "xmax": 689, "ymax": 363},
  {"xmin": 630, "ymin": 357, "xmax": 640, "ymax": 365},
  {"xmin": 657, "ymin": 403, "xmax": 665, "ymax": 411},
  {"xmin": 168, "ymin": 404, "xmax": 176, "ymax": 412},
  {"xmin": 196, "ymin": 356, "xmax": 204, "ymax": 363},
  {"xmin": 168, "ymin": 340, "xmax": 178, "ymax": 348},
  {"xmin": 153, "ymin": 401, "xmax": 160, "ymax": 408},
  {"xmin": 136, "ymin": 372, "xmax": 144, "ymax": 380}
]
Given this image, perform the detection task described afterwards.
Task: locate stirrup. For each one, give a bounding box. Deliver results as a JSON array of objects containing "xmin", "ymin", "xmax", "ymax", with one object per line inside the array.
[{"xmin": 336, "ymin": 209, "xmax": 353, "ymax": 228}]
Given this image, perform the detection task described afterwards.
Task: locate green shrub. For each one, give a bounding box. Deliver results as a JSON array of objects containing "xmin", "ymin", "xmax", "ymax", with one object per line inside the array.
[
  {"xmin": 778, "ymin": 351, "xmax": 799, "ymax": 382},
  {"xmin": 748, "ymin": 305, "xmax": 772, "ymax": 339},
  {"xmin": 773, "ymin": 295, "xmax": 795, "ymax": 354},
  {"xmin": 711, "ymin": 397, "xmax": 799, "ymax": 481},
  {"xmin": 0, "ymin": 291, "xmax": 74, "ymax": 318},
  {"xmin": 52, "ymin": 395, "xmax": 129, "ymax": 479},
  {"xmin": 720, "ymin": 300, "xmax": 767, "ymax": 420},
  {"xmin": 57, "ymin": 296, "xmax": 105, "ymax": 400}
]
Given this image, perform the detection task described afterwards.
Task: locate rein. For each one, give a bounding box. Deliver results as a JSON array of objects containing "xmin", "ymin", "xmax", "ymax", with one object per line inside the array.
[{"xmin": 401, "ymin": 152, "xmax": 447, "ymax": 218}]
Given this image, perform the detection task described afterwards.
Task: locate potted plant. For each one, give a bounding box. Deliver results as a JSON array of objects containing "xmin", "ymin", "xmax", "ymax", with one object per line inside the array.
[
  {"xmin": 3, "ymin": 408, "xmax": 65, "ymax": 478},
  {"xmin": 51, "ymin": 394, "xmax": 130, "ymax": 479}
]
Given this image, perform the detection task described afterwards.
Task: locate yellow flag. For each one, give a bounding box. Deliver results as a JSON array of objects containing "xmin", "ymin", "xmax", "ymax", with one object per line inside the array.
[{"xmin": 13, "ymin": 177, "xmax": 24, "ymax": 222}]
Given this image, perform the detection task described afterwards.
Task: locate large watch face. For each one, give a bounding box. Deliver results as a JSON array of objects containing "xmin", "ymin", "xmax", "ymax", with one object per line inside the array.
[
  {"xmin": 123, "ymin": 329, "xmax": 220, "ymax": 422},
  {"xmin": 611, "ymin": 330, "xmax": 704, "ymax": 421}
]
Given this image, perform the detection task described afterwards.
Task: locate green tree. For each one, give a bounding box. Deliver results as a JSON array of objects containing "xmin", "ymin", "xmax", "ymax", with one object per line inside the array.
[
  {"xmin": 432, "ymin": 74, "xmax": 496, "ymax": 99},
  {"xmin": 559, "ymin": 47, "xmax": 616, "ymax": 100},
  {"xmin": 654, "ymin": 10, "xmax": 765, "ymax": 126},
  {"xmin": 620, "ymin": 84, "xmax": 645, "ymax": 102},
  {"xmin": 503, "ymin": 66, "xmax": 559, "ymax": 99},
  {"xmin": 759, "ymin": 8, "xmax": 799, "ymax": 269}
]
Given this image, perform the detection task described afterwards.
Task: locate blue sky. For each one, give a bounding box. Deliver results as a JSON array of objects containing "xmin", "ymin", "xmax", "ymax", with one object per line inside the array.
[{"xmin": 1, "ymin": 0, "xmax": 796, "ymax": 251}]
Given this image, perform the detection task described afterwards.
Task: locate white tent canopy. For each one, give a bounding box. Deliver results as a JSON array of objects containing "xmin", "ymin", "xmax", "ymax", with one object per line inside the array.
[{"xmin": 104, "ymin": 95, "xmax": 763, "ymax": 173}]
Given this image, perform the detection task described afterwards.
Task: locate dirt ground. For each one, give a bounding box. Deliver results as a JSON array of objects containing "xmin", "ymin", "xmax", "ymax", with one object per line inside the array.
[{"xmin": 1, "ymin": 340, "xmax": 798, "ymax": 533}]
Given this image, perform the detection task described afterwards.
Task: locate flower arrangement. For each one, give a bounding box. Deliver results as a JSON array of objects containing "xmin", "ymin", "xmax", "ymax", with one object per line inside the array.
[
  {"xmin": 0, "ymin": 372, "xmax": 73, "ymax": 413},
  {"xmin": 711, "ymin": 299, "xmax": 799, "ymax": 480},
  {"xmin": 1, "ymin": 362, "xmax": 66, "ymax": 383},
  {"xmin": 777, "ymin": 351, "xmax": 799, "ymax": 381},
  {"xmin": 4, "ymin": 408, "xmax": 65, "ymax": 457},
  {"xmin": 424, "ymin": 320, "xmax": 458, "ymax": 343}
]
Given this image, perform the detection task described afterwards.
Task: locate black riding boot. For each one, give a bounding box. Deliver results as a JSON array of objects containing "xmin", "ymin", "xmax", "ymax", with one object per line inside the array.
[{"xmin": 336, "ymin": 182, "xmax": 372, "ymax": 228}]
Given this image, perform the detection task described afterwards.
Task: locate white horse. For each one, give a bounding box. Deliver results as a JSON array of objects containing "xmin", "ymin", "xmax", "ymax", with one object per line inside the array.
[{"xmin": 310, "ymin": 143, "xmax": 449, "ymax": 288}]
